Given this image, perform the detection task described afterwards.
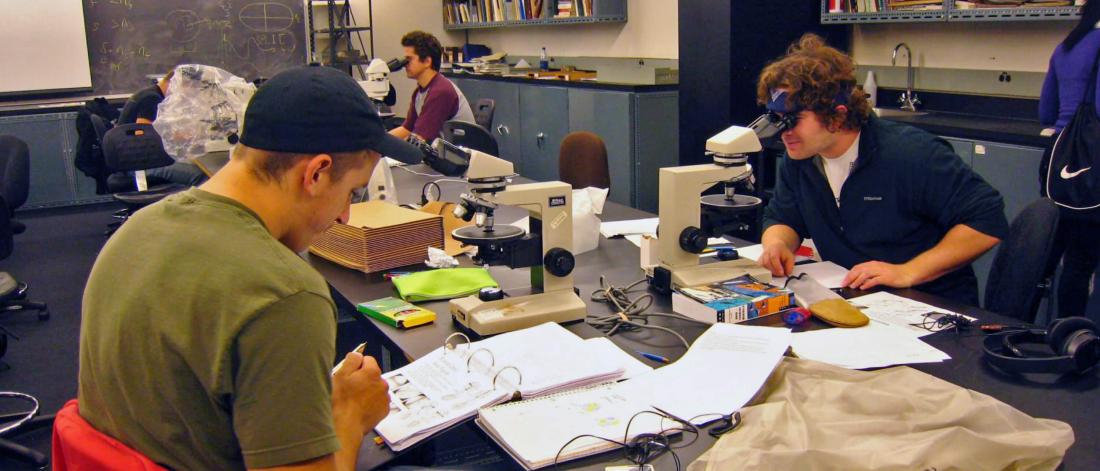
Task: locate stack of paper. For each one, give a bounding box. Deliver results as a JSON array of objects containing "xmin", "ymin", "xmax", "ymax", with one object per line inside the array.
[
  {"xmin": 309, "ymin": 201, "xmax": 443, "ymax": 273},
  {"xmin": 789, "ymin": 291, "xmax": 973, "ymax": 370},
  {"xmin": 374, "ymin": 322, "xmax": 626, "ymax": 451}
]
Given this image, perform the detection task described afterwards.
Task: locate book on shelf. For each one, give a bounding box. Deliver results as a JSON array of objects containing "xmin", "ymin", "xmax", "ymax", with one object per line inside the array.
[
  {"xmin": 374, "ymin": 322, "xmax": 628, "ymax": 451},
  {"xmin": 672, "ymin": 275, "xmax": 794, "ymax": 324}
]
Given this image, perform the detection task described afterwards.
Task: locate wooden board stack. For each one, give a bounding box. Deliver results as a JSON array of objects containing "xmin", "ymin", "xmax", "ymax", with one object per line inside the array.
[{"xmin": 310, "ymin": 201, "xmax": 443, "ymax": 273}]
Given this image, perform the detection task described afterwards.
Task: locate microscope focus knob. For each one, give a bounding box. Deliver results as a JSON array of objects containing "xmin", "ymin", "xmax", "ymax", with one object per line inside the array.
[
  {"xmin": 544, "ymin": 248, "xmax": 575, "ymax": 277},
  {"xmin": 679, "ymin": 227, "xmax": 708, "ymax": 254}
]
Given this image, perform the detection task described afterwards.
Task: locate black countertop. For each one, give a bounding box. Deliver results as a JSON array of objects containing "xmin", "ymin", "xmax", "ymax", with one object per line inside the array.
[
  {"xmin": 443, "ymin": 71, "xmax": 678, "ymax": 92},
  {"xmin": 878, "ymin": 110, "xmax": 1048, "ymax": 148}
]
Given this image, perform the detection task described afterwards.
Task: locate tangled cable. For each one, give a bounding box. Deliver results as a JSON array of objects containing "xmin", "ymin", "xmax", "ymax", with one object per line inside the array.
[{"xmin": 587, "ymin": 276, "xmax": 710, "ymax": 350}]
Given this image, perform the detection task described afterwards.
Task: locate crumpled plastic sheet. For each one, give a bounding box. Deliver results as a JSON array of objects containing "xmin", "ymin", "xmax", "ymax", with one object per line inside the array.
[{"xmin": 153, "ymin": 64, "xmax": 255, "ymax": 161}]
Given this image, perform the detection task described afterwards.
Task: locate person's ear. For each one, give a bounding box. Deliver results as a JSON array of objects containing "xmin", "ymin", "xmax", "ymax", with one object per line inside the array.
[
  {"xmin": 827, "ymin": 105, "xmax": 849, "ymax": 133},
  {"xmin": 301, "ymin": 154, "xmax": 334, "ymax": 195}
]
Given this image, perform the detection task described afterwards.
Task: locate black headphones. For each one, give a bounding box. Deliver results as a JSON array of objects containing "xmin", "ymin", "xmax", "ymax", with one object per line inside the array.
[{"xmin": 982, "ymin": 316, "xmax": 1100, "ymax": 375}]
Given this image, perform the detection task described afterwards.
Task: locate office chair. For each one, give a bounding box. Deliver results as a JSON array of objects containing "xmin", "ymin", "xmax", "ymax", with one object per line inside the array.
[
  {"xmin": 52, "ymin": 400, "xmax": 167, "ymax": 470},
  {"xmin": 101, "ymin": 123, "xmax": 187, "ymax": 235},
  {"xmin": 559, "ymin": 131, "xmax": 610, "ymax": 190},
  {"xmin": 473, "ymin": 98, "xmax": 495, "ymax": 130},
  {"xmin": 442, "ymin": 120, "xmax": 499, "ymax": 157},
  {"xmin": 984, "ymin": 198, "xmax": 1061, "ymax": 323},
  {"xmin": 0, "ymin": 136, "xmax": 48, "ymax": 322}
]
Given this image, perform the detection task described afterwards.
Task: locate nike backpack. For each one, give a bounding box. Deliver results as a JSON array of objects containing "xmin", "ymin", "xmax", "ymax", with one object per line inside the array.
[{"xmin": 1044, "ymin": 51, "xmax": 1100, "ymax": 219}]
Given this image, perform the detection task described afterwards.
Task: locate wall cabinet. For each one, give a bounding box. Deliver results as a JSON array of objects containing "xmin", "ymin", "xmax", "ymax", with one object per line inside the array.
[
  {"xmin": 821, "ymin": 0, "xmax": 1081, "ymax": 24},
  {"xmin": 450, "ymin": 77, "xmax": 678, "ymax": 212}
]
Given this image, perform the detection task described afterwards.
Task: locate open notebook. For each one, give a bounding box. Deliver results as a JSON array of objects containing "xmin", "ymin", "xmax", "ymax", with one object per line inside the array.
[
  {"xmin": 477, "ymin": 323, "xmax": 793, "ymax": 469},
  {"xmin": 374, "ymin": 322, "xmax": 627, "ymax": 451}
]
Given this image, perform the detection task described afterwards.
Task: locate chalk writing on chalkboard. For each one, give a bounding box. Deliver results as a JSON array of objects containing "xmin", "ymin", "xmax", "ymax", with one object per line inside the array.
[{"xmin": 85, "ymin": 0, "xmax": 306, "ymax": 95}]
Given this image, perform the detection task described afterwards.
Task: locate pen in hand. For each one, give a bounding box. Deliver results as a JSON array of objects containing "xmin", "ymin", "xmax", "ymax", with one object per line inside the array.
[
  {"xmin": 636, "ymin": 350, "xmax": 670, "ymax": 364},
  {"xmin": 332, "ymin": 342, "xmax": 368, "ymax": 375}
]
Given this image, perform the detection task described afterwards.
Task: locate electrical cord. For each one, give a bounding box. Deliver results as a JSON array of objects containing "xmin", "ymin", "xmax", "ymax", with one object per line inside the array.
[
  {"xmin": 588, "ymin": 276, "xmax": 711, "ymax": 350},
  {"xmin": 553, "ymin": 410, "xmax": 690, "ymax": 471}
]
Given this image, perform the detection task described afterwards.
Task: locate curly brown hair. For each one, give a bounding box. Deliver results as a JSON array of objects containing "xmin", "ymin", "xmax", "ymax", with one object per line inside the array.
[
  {"xmin": 401, "ymin": 31, "xmax": 443, "ymax": 71},
  {"xmin": 756, "ymin": 34, "xmax": 871, "ymax": 131}
]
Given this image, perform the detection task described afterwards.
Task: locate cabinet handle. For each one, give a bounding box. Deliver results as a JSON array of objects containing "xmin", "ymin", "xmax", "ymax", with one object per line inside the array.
[
  {"xmin": 536, "ymin": 132, "xmax": 545, "ymax": 147},
  {"xmin": 496, "ymin": 124, "xmax": 509, "ymax": 136}
]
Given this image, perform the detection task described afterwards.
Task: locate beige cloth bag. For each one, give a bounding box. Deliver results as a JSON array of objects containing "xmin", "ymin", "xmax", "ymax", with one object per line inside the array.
[{"xmin": 690, "ymin": 358, "xmax": 1073, "ymax": 471}]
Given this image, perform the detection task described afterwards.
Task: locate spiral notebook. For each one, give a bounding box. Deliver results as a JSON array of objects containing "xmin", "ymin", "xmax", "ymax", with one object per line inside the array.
[
  {"xmin": 374, "ymin": 322, "xmax": 627, "ymax": 451},
  {"xmin": 476, "ymin": 382, "xmax": 674, "ymax": 470}
]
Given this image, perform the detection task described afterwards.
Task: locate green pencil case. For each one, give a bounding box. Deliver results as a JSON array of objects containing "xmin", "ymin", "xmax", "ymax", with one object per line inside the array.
[{"xmin": 391, "ymin": 268, "xmax": 499, "ymax": 302}]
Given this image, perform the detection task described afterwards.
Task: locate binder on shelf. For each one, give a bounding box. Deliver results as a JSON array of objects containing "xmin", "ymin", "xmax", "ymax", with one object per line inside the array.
[{"xmin": 373, "ymin": 322, "xmax": 628, "ymax": 451}]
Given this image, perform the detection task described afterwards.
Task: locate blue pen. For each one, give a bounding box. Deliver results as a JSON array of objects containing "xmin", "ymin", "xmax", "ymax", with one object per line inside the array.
[{"xmin": 636, "ymin": 350, "xmax": 671, "ymax": 364}]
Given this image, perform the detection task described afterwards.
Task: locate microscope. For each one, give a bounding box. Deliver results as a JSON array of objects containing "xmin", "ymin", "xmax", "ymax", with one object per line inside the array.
[
  {"xmin": 649, "ymin": 125, "xmax": 775, "ymax": 294},
  {"xmin": 448, "ymin": 152, "xmax": 586, "ymax": 336}
]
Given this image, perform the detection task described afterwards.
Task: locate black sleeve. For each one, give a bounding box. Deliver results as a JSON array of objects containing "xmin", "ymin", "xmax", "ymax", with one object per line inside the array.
[
  {"xmin": 134, "ymin": 94, "xmax": 162, "ymax": 122},
  {"xmin": 762, "ymin": 156, "xmax": 810, "ymax": 238},
  {"xmin": 914, "ymin": 136, "xmax": 1009, "ymax": 239}
]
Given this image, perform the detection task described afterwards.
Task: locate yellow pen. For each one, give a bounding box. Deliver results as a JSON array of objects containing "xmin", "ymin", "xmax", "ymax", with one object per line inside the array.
[{"xmin": 332, "ymin": 342, "xmax": 368, "ymax": 375}]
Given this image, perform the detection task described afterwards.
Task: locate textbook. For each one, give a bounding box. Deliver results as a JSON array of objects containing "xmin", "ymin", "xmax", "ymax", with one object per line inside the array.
[
  {"xmin": 356, "ymin": 297, "xmax": 436, "ymax": 329},
  {"xmin": 672, "ymin": 275, "xmax": 794, "ymax": 324},
  {"xmin": 373, "ymin": 322, "xmax": 628, "ymax": 451}
]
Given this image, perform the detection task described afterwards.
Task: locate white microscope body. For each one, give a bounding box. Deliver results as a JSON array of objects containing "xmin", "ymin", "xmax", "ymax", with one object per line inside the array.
[
  {"xmin": 651, "ymin": 125, "xmax": 773, "ymax": 293},
  {"xmin": 449, "ymin": 152, "xmax": 586, "ymax": 336}
]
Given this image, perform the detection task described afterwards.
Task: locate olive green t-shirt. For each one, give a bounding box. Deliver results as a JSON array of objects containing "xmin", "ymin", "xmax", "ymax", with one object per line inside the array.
[{"xmin": 78, "ymin": 189, "xmax": 340, "ymax": 470}]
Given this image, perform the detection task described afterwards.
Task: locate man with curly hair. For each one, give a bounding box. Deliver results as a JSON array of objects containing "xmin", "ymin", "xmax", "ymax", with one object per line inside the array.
[
  {"xmin": 389, "ymin": 30, "xmax": 475, "ymax": 142},
  {"xmin": 756, "ymin": 34, "xmax": 1008, "ymax": 305}
]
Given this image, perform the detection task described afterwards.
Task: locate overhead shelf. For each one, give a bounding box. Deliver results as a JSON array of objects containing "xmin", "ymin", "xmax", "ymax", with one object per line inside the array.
[
  {"xmin": 820, "ymin": 1, "xmax": 1080, "ymax": 24},
  {"xmin": 443, "ymin": 0, "xmax": 627, "ymax": 30}
]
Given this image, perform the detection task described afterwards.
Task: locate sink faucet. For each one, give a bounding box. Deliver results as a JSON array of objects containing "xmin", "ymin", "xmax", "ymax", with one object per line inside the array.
[{"xmin": 891, "ymin": 43, "xmax": 920, "ymax": 111}]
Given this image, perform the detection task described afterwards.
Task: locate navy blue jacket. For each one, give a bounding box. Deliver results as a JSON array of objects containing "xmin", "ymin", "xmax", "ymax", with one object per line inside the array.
[{"xmin": 764, "ymin": 115, "xmax": 1009, "ymax": 305}]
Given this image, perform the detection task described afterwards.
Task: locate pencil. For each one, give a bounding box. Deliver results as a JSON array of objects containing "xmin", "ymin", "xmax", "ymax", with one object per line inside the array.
[{"xmin": 332, "ymin": 342, "xmax": 368, "ymax": 375}]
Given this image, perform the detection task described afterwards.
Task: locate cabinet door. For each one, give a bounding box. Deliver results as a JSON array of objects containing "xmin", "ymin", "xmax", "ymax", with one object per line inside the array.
[
  {"xmin": 969, "ymin": 140, "xmax": 1044, "ymax": 303},
  {"xmin": 519, "ymin": 85, "xmax": 569, "ymax": 182},
  {"xmin": 633, "ymin": 92, "xmax": 679, "ymax": 213},
  {"xmin": 942, "ymin": 136, "xmax": 974, "ymax": 167},
  {"xmin": 567, "ymin": 89, "xmax": 632, "ymax": 206}
]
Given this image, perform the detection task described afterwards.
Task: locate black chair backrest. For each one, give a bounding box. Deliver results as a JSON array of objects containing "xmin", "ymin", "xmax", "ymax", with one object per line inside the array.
[
  {"xmin": 102, "ymin": 123, "xmax": 175, "ymax": 173},
  {"xmin": 559, "ymin": 131, "xmax": 610, "ymax": 190},
  {"xmin": 0, "ymin": 135, "xmax": 30, "ymax": 212},
  {"xmin": 985, "ymin": 198, "xmax": 1062, "ymax": 322},
  {"xmin": 442, "ymin": 120, "xmax": 499, "ymax": 157},
  {"xmin": 473, "ymin": 98, "xmax": 495, "ymax": 130}
]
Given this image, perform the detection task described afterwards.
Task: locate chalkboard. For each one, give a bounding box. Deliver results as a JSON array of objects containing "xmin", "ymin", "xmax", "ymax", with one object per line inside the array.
[{"xmin": 84, "ymin": 0, "xmax": 307, "ymax": 95}]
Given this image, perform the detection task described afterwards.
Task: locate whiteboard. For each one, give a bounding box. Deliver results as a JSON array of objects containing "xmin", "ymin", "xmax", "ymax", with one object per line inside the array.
[{"xmin": 0, "ymin": 0, "xmax": 92, "ymax": 95}]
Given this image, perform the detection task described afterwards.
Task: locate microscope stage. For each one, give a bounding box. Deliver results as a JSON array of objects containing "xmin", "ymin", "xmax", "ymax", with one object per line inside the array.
[
  {"xmin": 700, "ymin": 194, "xmax": 763, "ymax": 210},
  {"xmin": 453, "ymin": 224, "xmax": 526, "ymax": 243}
]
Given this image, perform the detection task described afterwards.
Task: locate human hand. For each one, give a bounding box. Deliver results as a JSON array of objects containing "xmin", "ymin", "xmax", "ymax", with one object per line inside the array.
[
  {"xmin": 332, "ymin": 352, "xmax": 391, "ymax": 433},
  {"xmin": 758, "ymin": 243, "xmax": 795, "ymax": 277},
  {"xmin": 842, "ymin": 261, "xmax": 917, "ymax": 290}
]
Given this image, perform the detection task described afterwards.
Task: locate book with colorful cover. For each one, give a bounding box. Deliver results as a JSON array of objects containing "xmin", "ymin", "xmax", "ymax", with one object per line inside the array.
[
  {"xmin": 357, "ymin": 297, "xmax": 436, "ymax": 329},
  {"xmin": 672, "ymin": 275, "xmax": 794, "ymax": 324}
]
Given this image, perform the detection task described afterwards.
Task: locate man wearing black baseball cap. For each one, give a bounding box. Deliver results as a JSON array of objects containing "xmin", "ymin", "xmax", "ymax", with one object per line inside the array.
[{"xmin": 79, "ymin": 65, "xmax": 420, "ymax": 470}]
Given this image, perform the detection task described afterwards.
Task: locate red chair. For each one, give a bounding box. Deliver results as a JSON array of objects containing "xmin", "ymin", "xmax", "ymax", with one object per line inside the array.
[
  {"xmin": 559, "ymin": 131, "xmax": 610, "ymax": 190},
  {"xmin": 52, "ymin": 400, "xmax": 166, "ymax": 471}
]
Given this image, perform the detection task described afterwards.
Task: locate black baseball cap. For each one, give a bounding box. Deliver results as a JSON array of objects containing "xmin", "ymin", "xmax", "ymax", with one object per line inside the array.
[{"xmin": 239, "ymin": 65, "xmax": 423, "ymax": 164}]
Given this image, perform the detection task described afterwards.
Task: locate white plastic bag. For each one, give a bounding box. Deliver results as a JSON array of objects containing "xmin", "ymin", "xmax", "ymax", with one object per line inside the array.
[{"xmin": 153, "ymin": 64, "xmax": 256, "ymax": 162}]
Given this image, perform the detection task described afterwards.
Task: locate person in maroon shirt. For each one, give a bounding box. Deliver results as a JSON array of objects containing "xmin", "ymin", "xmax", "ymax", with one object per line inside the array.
[{"xmin": 388, "ymin": 31, "xmax": 475, "ymax": 142}]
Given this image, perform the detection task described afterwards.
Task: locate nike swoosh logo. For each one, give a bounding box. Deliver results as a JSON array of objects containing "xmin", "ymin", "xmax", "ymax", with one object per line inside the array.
[{"xmin": 1061, "ymin": 165, "xmax": 1092, "ymax": 179}]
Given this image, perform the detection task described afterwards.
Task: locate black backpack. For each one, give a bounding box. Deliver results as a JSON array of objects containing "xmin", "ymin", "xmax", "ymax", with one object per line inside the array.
[
  {"xmin": 1043, "ymin": 52, "xmax": 1100, "ymax": 220},
  {"xmin": 74, "ymin": 97, "xmax": 119, "ymax": 195}
]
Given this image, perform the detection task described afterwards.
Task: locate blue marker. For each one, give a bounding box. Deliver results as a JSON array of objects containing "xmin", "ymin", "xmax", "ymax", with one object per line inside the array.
[{"xmin": 636, "ymin": 351, "xmax": 671, "ymax": 364}]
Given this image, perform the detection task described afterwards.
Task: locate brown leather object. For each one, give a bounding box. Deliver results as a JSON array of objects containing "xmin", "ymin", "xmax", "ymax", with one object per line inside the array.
[
  {"xmin": 808, "ymin": 298, "xmax": 870, "ymax": 328},
  {"xmin": 558, "ymin": 131, "xmax": 610, "ymax": 190}
]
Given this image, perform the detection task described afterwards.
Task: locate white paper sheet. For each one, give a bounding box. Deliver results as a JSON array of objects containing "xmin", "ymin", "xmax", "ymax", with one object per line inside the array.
[
  {"xmin": 848, "ymin": 291, "xmax": 976, "ymax": 338},
  {"xmin": 790, "ymin": 320, "xmax": 951, "ymax": 370},
  {"xmin": 770, "ymin": 261, "xmax": 850, "ymax": 289},
  {"xmin": 599, "ymin": 217, "xmax": 659, "ymax": 238},
  {"xmin": 582, "ymin": 337, "xmax": 654, "ymax": 380},
  {"xmin": 618, "ymin": 324, "xmax": 791, "ymax": 425}
]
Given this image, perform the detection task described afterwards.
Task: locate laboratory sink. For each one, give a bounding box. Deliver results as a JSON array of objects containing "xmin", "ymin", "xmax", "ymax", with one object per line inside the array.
[{"xmin": 873, "ymin": 107, "xmax": 929, "ymax": 118}]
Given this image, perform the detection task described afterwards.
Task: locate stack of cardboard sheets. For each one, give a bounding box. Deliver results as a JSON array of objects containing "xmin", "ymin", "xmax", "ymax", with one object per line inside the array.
[{"xmin": 310, "ymin": 201, "xmax": 443, "ymax": 273}]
